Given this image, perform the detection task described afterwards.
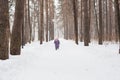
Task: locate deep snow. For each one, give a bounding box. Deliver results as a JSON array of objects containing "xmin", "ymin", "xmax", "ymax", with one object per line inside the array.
[{"xmin": 0, "ymin": 39, "xmax": 120, "ymax": 80}]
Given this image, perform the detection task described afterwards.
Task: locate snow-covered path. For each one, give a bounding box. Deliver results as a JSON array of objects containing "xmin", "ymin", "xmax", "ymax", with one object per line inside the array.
[{"xmin": 0, "ymin": 39, "xmax": 120, "ymax": 80}]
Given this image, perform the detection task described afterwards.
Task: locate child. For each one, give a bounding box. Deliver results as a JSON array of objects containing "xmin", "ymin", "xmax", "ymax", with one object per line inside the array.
[{"xmin": 54, "ymin": 38, "xmax": 60, "ymax": 50}]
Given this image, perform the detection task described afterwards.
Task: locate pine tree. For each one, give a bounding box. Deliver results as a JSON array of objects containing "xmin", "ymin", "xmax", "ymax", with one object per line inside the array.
[
  {"xmin": 73, "ymin": 0, "xmax": 78, "ymax": 45},
  {"xmin": 10, "ymin": 0, "xmax": 24, "ymax": 55},
  {"xmin": 83, "ymin": 0, "xmax": 89, "ymax": 46},
  {"xmin": 0, "ymin": 0, "xmax": 9, "ymax": 60}
]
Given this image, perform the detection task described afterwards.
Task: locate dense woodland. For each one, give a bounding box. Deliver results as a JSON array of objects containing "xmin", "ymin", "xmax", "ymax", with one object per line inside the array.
[{"xmin": 0, "ymin": 0, "xmax": 120, "ymax": 60}]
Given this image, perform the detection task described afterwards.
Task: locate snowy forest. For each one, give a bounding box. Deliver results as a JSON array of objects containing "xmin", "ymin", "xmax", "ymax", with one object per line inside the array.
[
  {"xmin": 0, "ymin": 0, "xmax": 120, "ymax": 80},
  {"xmin": 0, "ymin": 0, "xmax": 120, "ymax": 60}
]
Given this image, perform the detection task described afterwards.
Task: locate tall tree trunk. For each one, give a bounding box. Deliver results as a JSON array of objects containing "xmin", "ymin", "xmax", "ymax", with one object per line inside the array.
[
  {"xmin": 22, "ymin": 1, "xmax": 26, "ymax": 48},
  {"xmin": 106, "ymin": 0, "xmax": 109, "ymax": 41},
  {"xmin": 49, "ymin": 0, "xmax": 54, "ymax": 40},
  {"xmin": 80, "ymin": 0, "xmax": 83, "ymax": 42},
  {"xmin": 28, "ymin": 0, "xmax": 32, "ymax": 43},
  {"xmin": 108, "ymin": 0, "xmax": 112, "ymax": 41},
  {"xmin": 114, "ymin": 0, "xmax": 119, "ymax": 42},
  {"xmin": 88, "ymin": 0, "xmax": 91, "ymax": 43},
  {"xmin": 32, "ymin": 0, "xmax": 36, "ymax": 41},
  {"xmin": 40, "ymin": 0, "xmax": 44, "ymax": 44},
  {"xmin": 22, "ymin": 19, "xmax": 24, "ymax": 48},
  {"xmin": 83, "ymin": 0, "xmax": 89, "ymax": 46},
  {"xmin": 0, "ymin": 0, "xmax": 9, "ymax": 60},
  {"xmin": 45, "ymin": 0, "xmax": 48, "ymax": 42},
  {"xmin": 98, "ymin": 0, "xmax": 103, "ymax": 44},
  {"xmin": 10, "ymin": 0, "xmax": 24, "ymax": 55},
  {"xmin": 38, "ymin": 0, "xmax": 40, "ymax": 40},
  {"xmin": 94, "ymin": 0, "xmax": 99, "ymax": 40},
  {"xmin": 73, "ymin": 0, "xmax": 78, "ymax": 44},
  {"xmin": 24, "ymin": 0, "xmax": 30, "ymax": 43},
  {"xmin": 114, "ymin": 0, "xmax": 120, "ymax": 53}
]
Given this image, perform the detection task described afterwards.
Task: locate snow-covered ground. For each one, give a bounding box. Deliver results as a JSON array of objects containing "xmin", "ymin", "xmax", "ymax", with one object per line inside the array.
[{"xmin": 0, "ymin": 39, "xmax": 120, "ymax": 80}]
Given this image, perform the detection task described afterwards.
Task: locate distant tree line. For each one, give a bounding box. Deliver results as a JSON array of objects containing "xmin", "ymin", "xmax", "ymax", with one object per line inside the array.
[{"xmin": 58, "ymin": 0, "xmax": 119, "ymax": 45}]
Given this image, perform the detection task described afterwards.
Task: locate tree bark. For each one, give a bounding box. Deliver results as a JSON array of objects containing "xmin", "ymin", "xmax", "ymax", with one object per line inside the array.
[
  {"xmin": 83, "ymin": 0, "xmax": 89, "ymax": 46},
  {"xmin": 98, "ymin": 0, "xmax": 103, "ymax": 44},
  {"xmin": 0, "ymin": 0, "xmax": 9, "ymax": 60},
  {"xmin": 114, "ymin": 0, "xmax": 120, "ymax": 53},
  {"xmin": 40, "ymin": 0, "xmax": 44, "ymax": 44},
  {"xmin": 45, "ymin": 0, "xmax": 49, "ymax": 42},
  {"xmin": 10, "ymin": 0, "xmax": 24, "ymax": 55},
  {"xmin": 28, "ymin": 0, "xmax": 32, "ymax": 43},
  {"xmin": 80, "ymin": 0, "xmax": 83, "ymax": 42},
  {"xmin": 73, "ymin": 0, "xmax": 78, "ymax": 45}
]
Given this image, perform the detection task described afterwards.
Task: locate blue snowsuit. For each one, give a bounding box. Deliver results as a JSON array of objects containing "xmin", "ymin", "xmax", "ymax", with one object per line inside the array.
[{"xmin": 54, "ymin": 39, "xmax": 60, "ymax": 50}]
